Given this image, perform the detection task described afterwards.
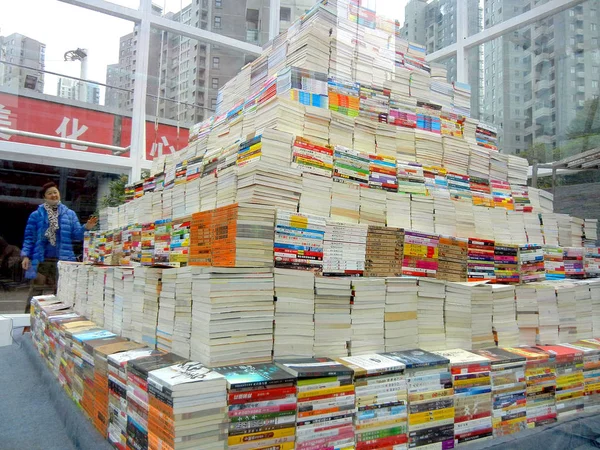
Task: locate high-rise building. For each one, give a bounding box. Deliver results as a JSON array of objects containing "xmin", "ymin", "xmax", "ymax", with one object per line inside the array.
[
  {"xmin": 399, "ymin": 0, "xmax": 482, "ymax": 117},
  {"xmin": 482, "ymin": 0, "xmax": 600, "ymax": 158},
  {"xmin": 57, "ymin": 76, "xmax": 100, "ymax": 104},
  {"xmin": 0, "ymin": 33, "xmax": 46, "ymax": 93}
]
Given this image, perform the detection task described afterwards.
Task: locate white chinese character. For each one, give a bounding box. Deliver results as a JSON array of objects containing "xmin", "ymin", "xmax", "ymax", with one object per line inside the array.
[
  {"xmin": 0, "ymin": 104, "xmax": 12, "ymax": 140},
  {"xmin": 55, "ymin": 117, "xmax": 89, "ymax": 150},
  {"xmin": 150, "ymin": 136, "xmax": 176, "ymax": 157}
]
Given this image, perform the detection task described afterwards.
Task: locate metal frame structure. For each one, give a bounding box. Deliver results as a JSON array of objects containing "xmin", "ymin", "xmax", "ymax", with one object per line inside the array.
[{"xmin": 0, "ymin": 0, "xmax": 587, "ymax": 181}]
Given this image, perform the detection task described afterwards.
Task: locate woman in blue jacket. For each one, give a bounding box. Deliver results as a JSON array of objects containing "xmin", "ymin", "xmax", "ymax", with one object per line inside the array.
[{"xmin": 21, "ymin": 182, "xmax": 97, "ymax": 312}]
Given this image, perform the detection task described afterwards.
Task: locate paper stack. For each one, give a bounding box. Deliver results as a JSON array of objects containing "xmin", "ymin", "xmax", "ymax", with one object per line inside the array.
[
  {"xmin": 130, "ymin": 267, "xmax": 146, "ymax": 343},
  {"xmin": 433, "ymin": 195, "xmax": 456, "ymax": 237},
  {"xmin": 349, "ymin": 278, "xmax": 386, "ymax": 355},
  {"xmin": 473, "ymin": 207, "xmax": 494, "ymax": 240},
  {"xmin": 491, "ymin": 284, "xmax": 519, "ymax": 347},
  {"xmin": 417, "ymin": 279, "xmax": 446, "ymax": 351},
  {"xmin": 190, "ymin": 267, "xmax": 275, "ymax": 366},
  {"xmin": 557, "ymin": 214, "xmax": 572, "ymax": 246},
  {"xmin": 454, "ymin": 201, "xmax": 476, "ymax": 239},
  {"xmin": 272, "ymin": 266, "xmax": 318, "ymax": 357},
  {"xmin": 102, "ymin": 268, "xmax": 116, "ymax": 332},
  {"xmin": 322, "ymin": 221, "xmax": 367, "ymax": 276},
  {"xmin": 515, "ymin": 285, "xmax": 539, "ymax": 346},
  {"xmin": 384, "ymin": 277, "xmax": 419, "ymax": 351},
  {"xmin": 199, "ymin": 172, "xmax": 218, "ymax": 212},
  {"xmin": 313, "ymin": 276, "xmax": 352, "ymax": 358},
  {"xmin": 415, "ymin": 129, "xmax": 443, "ymax": 167},
  {"xmin": 156, "ymin": 269, "xmax": 176, "ymax": 353},
  {"xmin": 536, "ymin": 284, "xmax": 559, "ymax": 345},
  {"xmin": 215, "ymin": 144, "xmax": 238, "ymax": 208},
  {"xmin": 556, "ymin": 283, "xmax": 578, "ymax": 343},
  {"xmin": 491, "ymin": 208, "xmax": 512, "ymax": 244},
  {"xmin": 444, "ymin": 283, "xmax": 473, "ymax": 350}
]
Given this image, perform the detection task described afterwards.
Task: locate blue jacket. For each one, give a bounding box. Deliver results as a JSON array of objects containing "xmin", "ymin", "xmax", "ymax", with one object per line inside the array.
[{"xmin": 21, "ymin": 203, "xmax": 85, "ymax": 279}]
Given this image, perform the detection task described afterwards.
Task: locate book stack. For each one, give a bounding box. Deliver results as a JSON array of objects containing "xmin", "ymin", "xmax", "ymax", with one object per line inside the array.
[
  {"xmin": 385, "ymin": 349, "xmax": 454, "ymax": 450},
  {"xmin": 276, "ymin": 358, "xmax": 355, "ymax": 450},
  {"xmin": 442, "ymin": 136, "xmax": 469, "ymax": 174},
  {"xmin": 333, "ymin": 145, "xmax": 370, "ymax": 188},
  {"xmin": 472, "ymin": 347, "xmax": 527, "ymax": 438},
  {"xmin": 473, "ymin": 207, "xmax": 494, "ymax": 240},
  {"xmin": 437, "ymin": 236, "xmax": 468, "ymax": 282},
  {"xmin": 540, "ymin": 213, "xmax": 559, "ymax": 246},
  {"xmin": 556, "ymin": 283, "xmax": 578, "ymax": 343},
  {"xmin": 507, "ymin": 211, "xmax": 527, "ymax": 245},
  {"xmin": 147, "ymin": 361, "xmax": 228, "ymax": 450},
  {"xmin": 354, "ymin": 117, "xmax": 377, "ymax": 154},
  {"xmin": 444, "ymin": 282, "xmax": 473, "ymax": 350},
  {"xmin": 157, "ymin": 269, "xmax": 176, "ymax": 353},
  {"xmin": 330, "ymin": 181, "xmax": 361, "ymax": 223},
  {"xmin": 544, "ymin": 247, "xmax": 565, "ymax": 280},
  {"xmin": 503, "ymin": 346, "xmax": 557, "ymax": 428},
  {"xmin": 184, "ymin": 178, "xmax": 201, "ymax": 217},
  {"xmin": 322, "ymin": 221, "xmax": 367, "ymax": 275},
  {"xmin": 172, "ymin": 184, "xmax": 186, "ymax": 219},
  {"xmin": 154, "ymin": 219, "xmax": 172, "ymax": 265},
  {"xmin": 454, "ymin": 202, "xmax": 477, "ymax": 240},
  {"xmin": 349, "ymin": 278, "xmax": 386, "ymax": 355},
  {"xmin": 338, "ymin": 354, "xmax": 409, "ymax": 450},
  {"xmin": 329, "ymin": 111, "xmax": 355, "ymax": 149},
  {"xmin": 571, "ymin": 217, "xmax": 585, "ymax": 247},
  {"xmin": 515, "ymin": 285, "xmax": 539, "ymax": 346},
  {"xmin": 299, "ymin": 172, "xmax": 333, "ymax": 217},
  {"xmin": 359, "ymin": 186, "xmax": 387, "ymax": 225},
  {"xmin": 557, "ymin": 214, "xmax": 573, "ymax": 247},
  {"xmin": 90, "ymin": 267, "xmax": 107, "ymax": 326},
  {"xmin": 171, "ymin": 268, "xmax": 193, "ymax": 358},
  {"xmin": 562, "ymin": 339, "xmax": 600, "ymax": 411},
  {"xmin": 303, "ymin": 106, "xmax": 331, "ymax": 146},
  {"xmin": 417, "ymin": 279, "xmax": 446, "ymax": 351},
  {"xmin": 140, "ymin": 268, "xmax": 161, "ymax": 349},
  {"xmin": 397, "ymin": 162, "xmax": 427, "ymax": 196},
  {"xmin": 273, "ymin": 268, "xmax": 315, "ymax": 358},
  {"xmin": 434, "ymin": 195, "xmax": 457, "ymax": 237},
  {"xmin": 491, "ymin": 209, "xmax": 512, "ymax": 244},
  {"xmin": 107, "ymin": 348, "xmax": 160, "ymax": 450},
  {"xmin": 471, "ymin": 285, "xmax": 496, "ymax": 350},
  {"xmin": 410, "ymin": 196, "xmax": 435, "ymax": 234},
  {"xmin": 384, "ymin": 277, "xmax": 419, "ymax": 351},
  {"xmin": 386, "ymin": 192, "xmax": 411, "ymax": 229},
  {"xmin": 564, "ymin": 247, "xmax": 586, "ymax": 278},
  {"xmin": 211, "ymin": 203, "xmax": 276, "ymax": 268},
  {"xmin": 215, "ymin": 363, "xmax": 297, "ymax": 450},
  {"xmin": 533, "ymin": 284, "xmax": 558, "ymax": 345},
  {"xmin": 492, "ymin": 284, "xmax": 519, "ymax": 347},
  {"xmin": 537, "ymin": 345, "xmax": 585, "ymax": 417},
  {"xmin": 584, "ymin": 218, "xmax": 598, "ymax": 246},
  {"xmin": 274, "ymin": 210, "xmax": 325, "ymax": 271},
  {"xmin": 151, "ymin": 192, "xmax": 163, "ymax": 221},
  {"xmin": 519, "ymin": 244, "xmax": 546, "ymax": 283},
  {"xmin": 169, "ymin": 216, "xmax": 191, "ymax": 267},
  {"xmin": 313, "ymin": 276, "xmax": 352, "ymax": 358},
  {"xmin": 575, "ymin": 282, "xmax": 594, "ymax": 340},
  {"xmin": 467, "ymin": 238, "xmax": 495, "ymax": 281},
  {"xmin": 199, "ymin": 172, "xmax": 218, "ymax": 212},
  {"xmin": 364, "ymin": 225, "xmax": 404, "ymax": 277},
  {"xmin": 591, "ymin": 281, "xmax": 600, "ymax": 336},
  {"xmin": 131, "ymin": 267, "xmax": 146, "ymax": 343},
  {"xmin": 291, "ymin": 136, "xmax": 334, "ymax": 177},
  {"xmin": 189, "ymin": 210, "xmax": 212, "ymax": 266},
  {"xmin": 493, "ymin": 243, "xmax": 520, "ymax": 284},
  {"xmin": 127, "ymin": 352, "xmax": 188, "ymax": 450},
  {"xmin": 103, "ymin": 267, "xmax": 115, "ymax": 333},
  {"xmin": 162, "ymin": 189, "xmax": 173, "ymax": 220},
  {"xmin": 190, "ymin": 267, "xmax": 275, "ymax": 367},
  {"xmin": 261, "ymin": 128, "xmax": 295, "ymax": 166},
  {"xmin": 585, "ymin": 247, "xmax": 600, "ymax": 277},
  {"xmin": 402, "ymin": 231, "xmax": 439, "ymax": 278},
  {"xmin": 114, "ymin": 267, "xmax": 133, "ymax": 338},
  {"xmin": 433, "ymin": 348, "xmax": 493, "ymax": 445},
  {"xmin": 216, "ymin": 144, "xmax": 239, "ymax": 208}
]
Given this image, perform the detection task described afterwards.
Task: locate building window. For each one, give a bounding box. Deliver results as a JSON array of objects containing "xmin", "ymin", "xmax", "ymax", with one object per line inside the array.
[
  {"xmin": 214, "ymin": 16, "xmax": 221, "ymax": 28},
  {"xmin": 212, "ymin": 77, "xmax": 219, "ymax": 89},
  {"xmin": 515, "ymin": 149, "xmax": 521, "ymax": 154},
  {"xmin": 211, "ymin": 98, "xmax": 217, "ymax": 109},
  {"xmin": 592, "ymin": 24, "xmax": 598, "ymax": 32},
  {"xmin": 515, "ymin": 136, "xmax": 520, "ymax": 142},
  {"xmin": 212, "ymin": 56, "xmax": 219, "ymax": 68},
  {"xmin": 280, "ymin": 7, "xmax": 291, "ymax": 21},
  {"xmin": 215, "ymin": 0, "xmax": 222, "ymax": 7},
  {"xmin": 515, "ymin": 122, "xmax": 520, "ymax": 129},
  {"xmin": 593, "ymin": 80, "xmax": 599, "ymax": 88}
]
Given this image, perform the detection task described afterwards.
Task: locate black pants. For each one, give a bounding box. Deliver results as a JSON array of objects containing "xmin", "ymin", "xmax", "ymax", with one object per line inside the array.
[{"xmin": 25, "ymin": 258, "xmax": 58, "ymax": 313}]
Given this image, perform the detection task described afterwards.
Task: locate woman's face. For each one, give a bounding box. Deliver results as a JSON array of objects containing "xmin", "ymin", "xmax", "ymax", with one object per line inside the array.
[{"xmin": 44, "ymin": 187, "xmax": 61, "ymax": 202}]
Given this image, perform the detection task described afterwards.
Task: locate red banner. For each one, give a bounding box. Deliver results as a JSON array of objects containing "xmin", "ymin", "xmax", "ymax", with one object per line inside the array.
[{"xmin": 0, "ymin": 92, "xmax": 188, "ymax": 161}]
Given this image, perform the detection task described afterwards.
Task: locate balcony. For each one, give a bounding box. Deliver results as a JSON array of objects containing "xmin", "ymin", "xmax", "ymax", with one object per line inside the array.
[
  {"xmin": 577, "ymin": 71, "xmax": 585, "ymax": 78},
  {"xmin": 536, "ymin": 79, "xmax": 551, "ymax": 91},
  {"xmin": 534, "ymin": 105, "xmax": 552, "ymax": 121}
]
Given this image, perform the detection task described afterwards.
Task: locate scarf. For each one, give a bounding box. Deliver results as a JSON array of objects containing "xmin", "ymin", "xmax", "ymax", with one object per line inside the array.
[{"xmin": 43, "ymin": 201, "xmax": 60, "ymax": 246}]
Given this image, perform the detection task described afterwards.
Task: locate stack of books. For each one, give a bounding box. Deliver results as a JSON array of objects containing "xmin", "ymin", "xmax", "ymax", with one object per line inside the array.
[
  {"xmin": 169, "ymin": 216, "xmax": 191, "ymax": 267},
  {"xmin": 473, "ymin": 347, "xmax": 527, "ymax": 437},
  {"xmin": 364, "ymin": 225, "xmax": 404, "ymax": 277},
  {"xmin": 189, "ymin": 210, "xmax": 212, "ymax": 266},
  {"xmin": 591, "ymin": 281, "xmax": 600, "ymax": 335},
  {"xmin": 190, "ymin": 267, "xmax": 275, "ymax": 367},
  {"xmin": 385, "ymin": 349, "xmax": 454, "ymax": 450},
  {"xmin": 503, "ymin": 347, "xmax": 557, "ymax": 428},
  {"xmin": 402, "ymin": 231, "xmax": 439, "ymax": 278},
  {"xmin": 584, "ymin": 218, "xmax": 598, "ymax": 246},
  {"xmin": 237, "ymin": 162, "xmax": 303, "ymax": 212},
  {"xmin": 154, "ymin": 219, "xmax": 172, "ymax": 265},
  {"xmin": 156, "ymin": 269, "xmax": 176, "ymax": 353},
  {"xmin": 494, "ymin": 243, "xmax": 520, "ymax": 284},
  {"xmin": 273, "ymin": 268, "xmax": 315, "ymax": 358},
  {"xmin": 585, "ymin": 247, "xmax": 600, "ymax": 277},
  {"xmin": 562, "ymin": 339, "xmax": 600, "ymax": 411},
  {"xmin": 536, "ymin": 284, "xmax": 560, "ymax": 345},
  {"xmin": 349, "ymin": 278, "xmax": 386, "ymax": 355},
  {"xmin": 274, "ymin": 210, "xmax": 325, "ymax": 271},
  {"xmin": 103, "ymin": 267, "xmax": 115, "ymax": 333},
  {"xmin": 564, "ymin": 247, "xmax": 585, "ymax": 278},
  {"xmin": 359, "ymin": 186, "xmax": 387, "ymax": 225},
  {"xmin": 131, "ymin": 267, "xmax": 146, "ymax": 343},
  {"xmin": 397, "ymin": 162, "xmax": 427, "ymax": 196},
  {"xmin": 410, "ymin": 196, "xmax": 435, "ymax": 234},
  {"xmin": 540, "ymin": 213, "xmax": 559, "ymax": 246},
  {"xmin": 384, "ymin": 277, "xmax": 419, "ymax": 351},
  {"xmin": 437, "ymin": 236, "xmax": 468, "ymax": 282},
  {"xmin": 544, "ymin": 247, "xmax": 565, "ymax": 280},
  {"xmin": 291, "ymin": 136, "xmax": 334, "ymax": 177},
  {"xmin": 519, "ymin": 244, "xmax": 546, "ymax": 283},
  {"xmin": 333, "ymin": 145, "xmax": 370, "ymax": 187},
  {"xmin": 571, "ymin": 217, "xmax": 585, "ymax": 247},
  {"xmin": 515, "ymin": 285, "xmax": 539, "ymax": 346},
  {"xmin": 322, "ymin": 220, "xmax": 367, "ymax": 275},
  {"xmin": 338, "ymin": 354, "xmax": 409, "ymax": 449},
  {"xmin": 276, "ymin": 358, "xmax": 356, "ymax": 450},
  {"xmin": 147, "ymin": 361, "xmax": 228, "ymax": 450},
  {"xmin": 141, "ymin": 268, "xmax": 162, "ymax": 349},
  {"xmin": 471, "ymin": 285, "xmax": 496, "ymax": 349},
  {"xmin": 330, "ymin": 181, "xmax": 360, "ymax": 223},
  {"xmin": 575, "ymin": 282, "xmax": 594, "ymax": 340},
  {"xmin": 556, "ymin": 283, "xmax": 578, "ymax": 343},
  {"xmin": 299, "ymin": 172, "xmax": 333, "ymax": 217},
  {"xmin": 214, "ymin": 363, "xmax": 297, "ymax": 450},
  {"xmin": 492, "ymin": 284, "xmax": 519, "ymax": 347},
  {"xmin": 433, "ymin": 349, "xmax": 493, "ymax": 445},
  {"xmin": 386, "ymin": 192, "xmax": 412, "ymax": 229},
  {"xmin": 507, "ymin": 211, "xmax": 527, "ymax": 245},
  {"xmin": 537, "ymin": 345, "xmax": 585, "ymax": 417},
  {"xmin": 171, "ymin": 268, "xmax": 193, "ymax": 358},
  {"xmin": 467, "ymin": 238, "xmax": 495, "ymax": 281},
  {"xmin": 444, "ymin": 282, "xmax": 473, "ymax": 350},
  {"xmin": 417, "ymin": 279, "xmax": 447, "ymax": 351},
  {"xmin": 313, "ymin": 276, "xmax": 352, "ymax": 358}
]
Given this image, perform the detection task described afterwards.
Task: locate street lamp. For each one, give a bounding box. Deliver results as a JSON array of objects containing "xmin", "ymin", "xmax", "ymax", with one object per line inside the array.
[{"xmin": 64, "ymin": 48, "xmax": 88, "ymax": 102}]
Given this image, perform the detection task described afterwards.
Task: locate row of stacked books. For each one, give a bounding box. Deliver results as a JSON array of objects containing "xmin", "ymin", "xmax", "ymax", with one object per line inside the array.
[
  {"xmin": 87, "ymin": 206, "xmax": 600, "ymax": 281},
  {"xmin": 58, "ymin": 261, "xmax": 600, "ymax": 364},
  {"xmin": 30, "ymin": 293, "xmax": 600, "ymax": 450}
]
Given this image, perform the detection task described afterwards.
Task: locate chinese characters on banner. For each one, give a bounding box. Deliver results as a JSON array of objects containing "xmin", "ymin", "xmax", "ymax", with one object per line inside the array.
[{"xmin": 0, "ymin": 92, "xmax": 188, "ymax": 161}]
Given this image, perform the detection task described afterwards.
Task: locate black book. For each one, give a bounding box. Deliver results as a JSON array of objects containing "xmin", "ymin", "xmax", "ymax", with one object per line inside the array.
[
  {"xmin": 275, "ymin": 357, "xmax": 354, "ymax": 378},
  {"xmin": 214, "ymin": 363, "xmax": 296, "ymax": 389}
]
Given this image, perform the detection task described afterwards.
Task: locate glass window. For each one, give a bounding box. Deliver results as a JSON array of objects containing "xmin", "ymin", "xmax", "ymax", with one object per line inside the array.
[
  {"xmin": 214, "ymin": 16, "xmax": 221, "ymax": 29},
  {"xmin": 212, "ymin": 77, "xmax": 218, "ymax": 89},
  {"xmin": 280, "ymin": 7, "xmax": 291, "ymax": 22},
  {"xmin": 215, "ymin": 0, "xmax": 222, "ymax": 8},
  {"xmin": 212, "ymin": 56, "xmax": 219, "ymax": 69}
]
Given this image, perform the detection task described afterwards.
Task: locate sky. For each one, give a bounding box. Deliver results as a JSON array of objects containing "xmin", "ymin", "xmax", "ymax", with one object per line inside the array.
[{"xmin": 1, "ymin": 0, "xmax": 405, "ymax": 104}]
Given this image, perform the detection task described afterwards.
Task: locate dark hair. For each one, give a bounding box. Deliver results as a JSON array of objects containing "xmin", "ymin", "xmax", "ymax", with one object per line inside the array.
[{"xmin": 41, "ymin": 182, "xmax": 58, "ymax": 198}]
